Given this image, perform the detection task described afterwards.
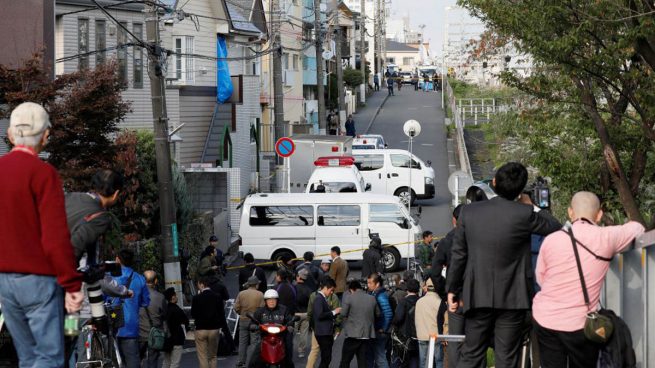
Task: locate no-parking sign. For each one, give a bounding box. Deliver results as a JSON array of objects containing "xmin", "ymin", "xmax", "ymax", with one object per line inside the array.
[{"xmin": 275, "ymin": 137, "xmax": 295, "ymax": 158}]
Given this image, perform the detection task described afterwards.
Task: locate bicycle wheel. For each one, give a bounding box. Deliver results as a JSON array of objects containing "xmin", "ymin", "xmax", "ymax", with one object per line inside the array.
[{"xmin": 87, "ymin": 332, "xmax": 105, "ymax": 367}]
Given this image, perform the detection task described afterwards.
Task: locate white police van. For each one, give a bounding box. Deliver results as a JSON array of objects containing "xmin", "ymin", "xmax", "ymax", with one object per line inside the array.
[
  {"xmin": 238, "ymin": 193, "xmax": 421, "ymax": 271},
  {"xmin": 352, "ymin": 149, "xmax": 436, "ymax": 205},
  {"xmin": 305, "ymin": 156, "xmax": 370, "ymax": 193}
]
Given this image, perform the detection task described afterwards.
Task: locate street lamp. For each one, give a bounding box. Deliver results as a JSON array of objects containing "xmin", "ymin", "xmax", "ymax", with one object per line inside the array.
[{"xmin": 403, "ymin": 119, "xmax": 421, "ymax": 272}]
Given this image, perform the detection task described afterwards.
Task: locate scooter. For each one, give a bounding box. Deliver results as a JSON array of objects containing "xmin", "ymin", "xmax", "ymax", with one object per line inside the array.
[{"xmin": 247, "ymin": 313, "xmax": 298, "ymax": 368}]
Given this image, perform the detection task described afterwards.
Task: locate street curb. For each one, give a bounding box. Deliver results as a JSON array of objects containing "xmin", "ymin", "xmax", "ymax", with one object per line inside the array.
[{"xmin": 364, "ymin": 94, "xmax": 390, "ymax": 134}]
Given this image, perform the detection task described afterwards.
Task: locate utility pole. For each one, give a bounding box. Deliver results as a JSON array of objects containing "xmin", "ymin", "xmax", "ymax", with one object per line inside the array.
[
  {"xmin": 374, "ymin": 0, "xmax": 380, "ymax": 82},
  {"xmin": 314, "ymin": 0, "xmax": 326, "ymax": 133},
  {"xmin": 145, "ymin": 4, "xmax": 180, "ymax": 298},
  {"xmin": 359, "ymin": 0, "xmax": 366, "ymax": 103},
  {"xmin": 333, "ymin": 0, "xmax": 346, "ymax": 127},
  {"xmin": 272, "ymin": 0, "xmax": 285, "ymax": 146}
]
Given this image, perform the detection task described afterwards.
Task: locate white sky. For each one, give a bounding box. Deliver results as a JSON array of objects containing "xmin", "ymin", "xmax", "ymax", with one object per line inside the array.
[{"xmin": 389, "ymin": 0, "xmax": 484, "ymax": 57}]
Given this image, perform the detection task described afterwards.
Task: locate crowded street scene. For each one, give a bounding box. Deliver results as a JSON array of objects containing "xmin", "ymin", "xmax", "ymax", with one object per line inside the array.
[{"xmin": 1, "ymin": 0, "xmax": 655, "ymax": 368}]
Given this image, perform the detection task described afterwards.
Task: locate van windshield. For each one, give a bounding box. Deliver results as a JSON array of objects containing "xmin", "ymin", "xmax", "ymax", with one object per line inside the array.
[{"xmin": 309, "ymin": 182, "xmax": 358, "ymax": 193}]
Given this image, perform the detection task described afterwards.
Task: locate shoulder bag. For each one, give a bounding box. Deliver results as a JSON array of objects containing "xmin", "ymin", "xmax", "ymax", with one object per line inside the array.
[
  {"xmin": 145, "ymin": 306, "xmax": 168, "ymax": 351},
  {"xmin": 565, "ymin": 229, "xmax": 614, "ymax": 344}
]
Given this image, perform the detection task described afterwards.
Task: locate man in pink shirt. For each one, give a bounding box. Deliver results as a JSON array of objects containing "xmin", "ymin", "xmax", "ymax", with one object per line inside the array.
[{"xmin": 532, "ymin": 191, "xmax": 644, "ymax": 368}]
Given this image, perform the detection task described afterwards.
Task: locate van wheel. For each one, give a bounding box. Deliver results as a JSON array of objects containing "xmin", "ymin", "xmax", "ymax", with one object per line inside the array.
[
  {"xmin": 271, "ymin": 249, "xmax": 296, "ymax": 269},
  {"xmin": 395, "ymin": 187, "xmax": 416, "ymax": 206},
  {"xmin": 382, "ymin": 247, "xmax": 401, "ymax": 272}
]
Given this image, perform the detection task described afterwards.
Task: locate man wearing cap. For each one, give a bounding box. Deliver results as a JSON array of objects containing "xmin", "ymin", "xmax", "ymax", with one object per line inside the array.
[
  {"xmin": 234, "ymin": 276, "xmax": 265, "ymax": 368},
  {"xmin": 0, "ymin": 102, "xmax": 84, "ymax": 367},
  {"xmin": 318, "ymin": 257, "xmax": 332, "ymax": 282},
  {"xmin": 362, "ymin": 237, "xmax": 384, "ymax": 278},
  {"xmin": 415, "ymin": 278, "xmax": 444, "ymax": 368}
]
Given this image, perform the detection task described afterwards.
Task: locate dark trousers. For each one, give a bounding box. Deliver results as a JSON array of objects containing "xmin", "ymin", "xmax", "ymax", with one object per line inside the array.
[
  {"xmin": 458, "ymin": 308, "xmax": 526, "ymax": 368},
  {"xmin": 446, "ymin": 310, "xmax": 466, "ymax": 368},
  {"xmin": 533, "ymin": 320, "xmax": 599, "ymax": 368},
  {"xmin": 340, "ymin": 338, "xmax": 368, "ymax": 368},
  {"xmin": 388, "ymin": 86, "xmax": 394, "ymax": 96},
  {"xmin": 315, "ymin": 334, "xmax": 334, "ymax": 368}
]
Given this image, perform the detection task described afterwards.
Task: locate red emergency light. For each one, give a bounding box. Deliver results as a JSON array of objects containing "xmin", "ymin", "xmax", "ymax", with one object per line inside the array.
[
  {"xmin": 314, "ymin": 156, "xmax": 356, "ymax": 167},
  {"xmin": 331, "ymin": 146, "xmax": 339, "ymax": 152}
]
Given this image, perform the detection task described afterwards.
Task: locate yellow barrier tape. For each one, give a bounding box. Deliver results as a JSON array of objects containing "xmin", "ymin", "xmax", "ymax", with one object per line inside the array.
[{"xmin": 225, "ymin": 234, "xmax": 446, "ymax": 270}]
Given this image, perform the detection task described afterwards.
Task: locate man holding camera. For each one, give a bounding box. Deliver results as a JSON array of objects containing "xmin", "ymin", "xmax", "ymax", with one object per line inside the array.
[
  {"xmin": 0, "ymin": 102, "xmax": 83, "ymax": 367},
  {"xmin": 447, "ymin": 162, "xmax": 561, "ymax": 368}
]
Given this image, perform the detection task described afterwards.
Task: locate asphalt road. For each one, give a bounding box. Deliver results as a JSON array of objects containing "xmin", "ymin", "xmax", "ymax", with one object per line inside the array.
[{"xmin": 178, "ymin": 88, "xmax": 454, "ymax": 367}]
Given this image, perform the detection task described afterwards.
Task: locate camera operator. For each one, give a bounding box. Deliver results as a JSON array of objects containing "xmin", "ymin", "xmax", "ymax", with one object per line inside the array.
[
  {"xmin": 66, "ymin": 170, "xmax": 133, "ymax": 365},
  {"xmin": 362, "ymin": 237, "xmax": 384, "ymax": 278}
]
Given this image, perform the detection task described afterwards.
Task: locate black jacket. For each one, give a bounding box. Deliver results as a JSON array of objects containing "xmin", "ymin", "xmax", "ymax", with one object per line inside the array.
[
  {"xmin": 276, "ymin": 281, "xmax": 297, "ymax": 315},
  {"xmin": 238, "ymin": 264, "xmax": 267, "ymax": 294},
  {"xmin": 431, "ymin": 230, "xmax": 454, "ymax": 300},
  {"xmin": 166, "ymin": 302, "xmax": 189, "ymax": 346},
  {"xmin": 252, "ymin": 304, "xmax": 292, "ymax": 327},
  {"xmin": 295, "ymin": 282, "xmax": 313, "ymax": 313},
  {"xmin": 312, "ymin": 292, "xmax": 336, "ymax": 336},
  {"xmin": 191, "ymin": 289, "xmax": 226, "ymax": 330},
  {"xmin": 447, "ymin": 197, "xmax": 561, "ymax": 312},
  {"xmin": 392, "ymin": 294, "xmax": 419, "ymax": 350},
  {"xmin": 362, "ymin": 247, "xmax": 383, "ymax": 278}
]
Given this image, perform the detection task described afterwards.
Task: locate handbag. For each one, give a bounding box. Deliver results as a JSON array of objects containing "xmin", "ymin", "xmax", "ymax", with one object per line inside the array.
[
  {"xmin": 565, "ymin": 229, "xmax": 614, "ymax": 344},
  {"xmin": 145, "ymin": 308, "xmax": 168, "ymax": 351},
  {"xmin": 108, "ymin": 272, "xmax": 134, "ymax": 330}
]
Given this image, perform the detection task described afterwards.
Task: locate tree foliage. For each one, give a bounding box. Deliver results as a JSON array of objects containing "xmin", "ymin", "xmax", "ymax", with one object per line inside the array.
[
  {"xmin": 459, "ymin": 0, "xmax": 655, "ymax": 225},
  {"xmin": 0, "ymin": 53, "xmax": 130, "ymax": 189}
]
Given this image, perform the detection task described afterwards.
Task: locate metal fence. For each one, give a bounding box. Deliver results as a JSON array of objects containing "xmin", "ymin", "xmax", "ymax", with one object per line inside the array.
[{"xmin": 603, "ymin": 230, "xmax": 655, "ymax": 367}]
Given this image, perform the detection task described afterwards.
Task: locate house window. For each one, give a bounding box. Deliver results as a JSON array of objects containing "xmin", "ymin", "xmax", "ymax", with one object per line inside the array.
[
  {"xmin": 117, "ymin": 22, "xmax": 128, "ymax": 85},
  {"xmin": 95, "ymin": 20, "xmax": 106, "ymax": 66},
  {"xmin": 403, "ymin": 57, "xmax": 413, "ymax": 66},
  {"xmin": 173, "ymin": 36, "xmax": 194, "ymax": 83},
  {"xmin": 293, "ymin": 54, "xmax": 299, "ymax": 70},
  {"xmin": 283, "ymin": 53, "xmax": 289, "ymax": 70},
  {"xmin": 133, "ymin": 23, "xmax": 143, "ymax": 88},
  {"xmin": 78, "ymin": 18, "xmax": 89, "ymax": 70}
]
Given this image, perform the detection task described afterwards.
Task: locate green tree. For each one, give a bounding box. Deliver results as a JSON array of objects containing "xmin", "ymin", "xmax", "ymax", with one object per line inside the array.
[
  {"xmin": 343, "ymin": 67, "xmax": 363, "ymax": 88},
  {"xmin": 0, "ymin": 53, "xmax": 130, "ymax": 189},
  {"xmin": 459, "ymin": 0, "xmax": 655, "ymax": 225}
]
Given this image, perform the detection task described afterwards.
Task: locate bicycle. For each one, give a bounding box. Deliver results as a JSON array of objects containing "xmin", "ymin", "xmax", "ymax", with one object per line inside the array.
[{"xmin": 75, "ymin": 302, "xmax": 124, "ymax": 368}]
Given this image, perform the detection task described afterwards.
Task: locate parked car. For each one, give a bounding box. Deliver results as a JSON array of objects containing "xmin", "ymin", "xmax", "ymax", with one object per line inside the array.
[{"xmin": 352, "ymin": 134, "xmax": 387, "ymax": 150}]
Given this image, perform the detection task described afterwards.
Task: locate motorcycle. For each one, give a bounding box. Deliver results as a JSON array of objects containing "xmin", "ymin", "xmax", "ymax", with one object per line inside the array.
[{"xmin": 247, "ymin": 313, "xmax": 298, "ymax": 368}]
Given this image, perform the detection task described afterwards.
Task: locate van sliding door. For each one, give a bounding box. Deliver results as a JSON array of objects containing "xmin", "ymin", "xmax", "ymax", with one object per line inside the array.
[{"xmin": 315, "ymin": 205, "xmax": 364, "ymax": 261}]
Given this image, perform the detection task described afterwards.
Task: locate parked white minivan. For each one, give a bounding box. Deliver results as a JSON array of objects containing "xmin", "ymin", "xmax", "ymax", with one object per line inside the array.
[
  {"xmin": 352, "ymin": 149, "xmax": 435, "ymax": 205},
  {"xmin": 352, "ymin": 135, "xmax": 387, "ymax": 150},
  {"xmin": 239, "ymin": 193, "xmax": 421, "ymax": 271}
]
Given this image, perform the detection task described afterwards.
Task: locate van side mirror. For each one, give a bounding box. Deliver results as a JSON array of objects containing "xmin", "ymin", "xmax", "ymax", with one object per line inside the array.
[
  {"xmin": 384, "ymin": 144, "xmax": 388, "ymax": 148},
  {"xmin": 365, "ymin": 183, "xmax": 372, "ymax": 191},
  {"xmin": 400, "ymin": 218, "xmax": 410, "ymax": 229}
]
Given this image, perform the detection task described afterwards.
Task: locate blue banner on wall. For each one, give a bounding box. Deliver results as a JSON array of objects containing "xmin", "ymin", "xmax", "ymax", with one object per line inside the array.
[{"xmin": 216, "ymin": 36, "xmax": 233, "ymax": 103}]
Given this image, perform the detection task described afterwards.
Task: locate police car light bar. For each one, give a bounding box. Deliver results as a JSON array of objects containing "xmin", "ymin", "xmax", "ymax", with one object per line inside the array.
[{"xmin": 314, "ymin": 156, "xmax": 356, "ymax": 167}]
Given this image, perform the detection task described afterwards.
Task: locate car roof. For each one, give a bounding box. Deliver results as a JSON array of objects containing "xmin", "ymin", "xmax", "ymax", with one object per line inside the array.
[{"xmin": 245, "ymin": 193, "xmax": 402, "ymax": 205}]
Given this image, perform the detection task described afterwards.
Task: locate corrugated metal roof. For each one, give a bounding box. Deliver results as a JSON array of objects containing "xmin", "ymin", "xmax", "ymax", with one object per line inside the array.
[{"xmin": 225, "ymin": 2, "xmax": 261, "ymax": 34}]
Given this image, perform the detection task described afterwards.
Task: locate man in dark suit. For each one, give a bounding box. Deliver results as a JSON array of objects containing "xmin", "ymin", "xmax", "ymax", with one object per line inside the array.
[
  {"xmin": 447, "ymin": 162, "xmax": 561, "ymax": 368},
  {"xmin": 339, "ymin": 280, "xmax": 379, "ymax": 368},
  {"xmin": 312, "ymin": 278, "xmax": 342, "ymax": 368}
]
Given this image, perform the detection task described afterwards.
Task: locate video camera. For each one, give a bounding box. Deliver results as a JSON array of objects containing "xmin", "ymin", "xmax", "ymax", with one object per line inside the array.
[
  {"xmin": 524, "ymin": 177, "xmax": 550, "ymax": 210},
  {"xmin": 79, "ymin": 261, "xmax": 122, "ymax": 331},
  {"xmin": 80, "ymin": 261, "xmax": 122, "ymax": 284}
]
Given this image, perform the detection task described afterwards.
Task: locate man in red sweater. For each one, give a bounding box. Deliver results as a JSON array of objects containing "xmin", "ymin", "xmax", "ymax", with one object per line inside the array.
[{"xmin": 0, "ymin": 102, "xmax": 83, "ymax": 367}]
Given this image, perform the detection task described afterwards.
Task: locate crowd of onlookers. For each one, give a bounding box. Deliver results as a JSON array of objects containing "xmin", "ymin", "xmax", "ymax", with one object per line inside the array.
[{"xmin": 0, "ymin": 101, "xmax": 645, "ymax": 368}]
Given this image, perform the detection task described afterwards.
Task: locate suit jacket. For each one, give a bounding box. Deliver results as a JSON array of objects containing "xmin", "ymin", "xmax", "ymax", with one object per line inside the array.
[
  {"xmin": 446, "ymin": 197, "xmax": 561, "ymax": 313},
  {"xmin": 341, "ymin": 289, "xmax": 379, "ymax": 339},
  {"xmin": 312, "ymin": 292, "xmax": 336, "ymax": 336},
  {"xmin": 329, "ymin": 257, "xmax": 349, "ymax": 293}
]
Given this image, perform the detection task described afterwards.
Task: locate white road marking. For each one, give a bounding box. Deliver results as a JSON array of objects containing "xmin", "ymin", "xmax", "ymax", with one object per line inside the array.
[{"xmin": 421, "ymin": 143, "xmax": 434, "ymax": 146}]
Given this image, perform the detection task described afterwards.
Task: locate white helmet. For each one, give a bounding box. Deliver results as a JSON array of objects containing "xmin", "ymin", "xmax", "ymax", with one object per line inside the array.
[{"xmin": 264, "ymin": 289, "xmax": 279, "ymax": 300}]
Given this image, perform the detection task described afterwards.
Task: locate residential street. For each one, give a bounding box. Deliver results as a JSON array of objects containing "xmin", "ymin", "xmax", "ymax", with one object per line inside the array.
[{"xmin": 177, "ymin": 88, "xmax": 453, "ymax": 367}]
